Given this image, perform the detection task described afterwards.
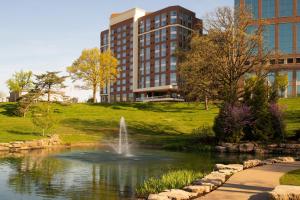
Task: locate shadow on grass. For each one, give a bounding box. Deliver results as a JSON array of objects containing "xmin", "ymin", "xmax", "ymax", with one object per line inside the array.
[
  {"xmin": 0, "ymin": 103, "xmax": 17, "ymax": 116},
  {"xmin": 87, "ymin": 102, "xmax": 205, "ymax": 113},
  {"xmin": 6, "ymin": 130, "xmax": 41, "ymax": 136}
]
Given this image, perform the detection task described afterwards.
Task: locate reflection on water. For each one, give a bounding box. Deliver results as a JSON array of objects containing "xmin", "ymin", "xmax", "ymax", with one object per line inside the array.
[{"xmin": 0, "ymin": 147, "xmax": 269, "ymax": 200}]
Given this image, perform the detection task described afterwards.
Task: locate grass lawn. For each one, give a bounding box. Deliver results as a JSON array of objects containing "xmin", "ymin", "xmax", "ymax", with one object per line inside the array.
[
  {"xmin": 280, "ymin": 169, "xmax": 300, "ymax": 186},
  {"xmin": 0, "ymin": 97, "xmax": 299, "ymax": 146}
]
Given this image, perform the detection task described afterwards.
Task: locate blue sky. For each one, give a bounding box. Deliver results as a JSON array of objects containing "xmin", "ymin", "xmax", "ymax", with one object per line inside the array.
[{"xmin": 0, "ymin": 0, "xmax": 233, "ymax": 100}]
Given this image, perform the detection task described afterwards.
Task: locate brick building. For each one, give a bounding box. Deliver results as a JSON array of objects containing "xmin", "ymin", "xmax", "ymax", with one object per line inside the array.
[
  {"xmin": 237, "ymin": 0, "xmax": 300, "ymax": 97},
  {"xmin": 100, "ymin": 6, "xmax": 202, "ymax": 102}
]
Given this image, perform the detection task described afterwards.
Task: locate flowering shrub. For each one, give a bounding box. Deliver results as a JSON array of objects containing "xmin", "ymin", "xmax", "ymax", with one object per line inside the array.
[{"xmin": 213, "ymin": 104, "xmax": 252, "ymax": 143}]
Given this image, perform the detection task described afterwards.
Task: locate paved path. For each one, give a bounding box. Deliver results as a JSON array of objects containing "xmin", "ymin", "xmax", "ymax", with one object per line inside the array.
[{"xmin": 198, "ymin": 161, "xmax": 300, "ymax": 200}]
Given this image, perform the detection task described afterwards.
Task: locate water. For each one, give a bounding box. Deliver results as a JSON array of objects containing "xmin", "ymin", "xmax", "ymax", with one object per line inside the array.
[{"xmin": 0, "ymin": 147, "xmax": 269, "ymax": 200}]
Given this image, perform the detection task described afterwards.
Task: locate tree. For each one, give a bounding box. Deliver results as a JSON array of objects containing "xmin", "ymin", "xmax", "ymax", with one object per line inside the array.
[
  {"xmin": 178, "ymin": 34, "xmax": 219, "ymax": 110},
  {"xmin": 35, "ymin": 71, "xmax": 67, "ymax": 102},
  {"xmin": 179, "ymin": 7, "xmax": 271, "ymax": 106},
  {"xmin": 6, "ymin": 70, "xmax": 33, "ymax": 97},
  {"xmin": 31, "ymin": 103, "xmax": 56, "ymax": 136},
  {"xmin": 67, "ymin": 48, "xmax": 119, "ymax": 103},
  {"xmin": 275, "ymin": 74, "xmax": 288, "ymax": 98},
  {"xmin": 99, "ymin": 50, "xmax": 119, "ymax": 103}
]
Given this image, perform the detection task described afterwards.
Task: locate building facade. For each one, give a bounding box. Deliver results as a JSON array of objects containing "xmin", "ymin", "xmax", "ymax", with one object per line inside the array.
[
  {"xmin": 237, "ymin": 0, "xmax": 300, "ymax": 97},
  {"xmin": 100, "ymin": 6, "xmax": 202, "ymax": 102}
]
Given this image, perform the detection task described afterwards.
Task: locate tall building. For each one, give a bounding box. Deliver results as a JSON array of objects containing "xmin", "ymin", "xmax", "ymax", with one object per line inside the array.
[
  {"xmin": 100, "ymin": 6, "xmax": 202, "ymax": 102},
  {"xmin": 236, "ymin": 0, "xmax": 300, "ymax": 97}
]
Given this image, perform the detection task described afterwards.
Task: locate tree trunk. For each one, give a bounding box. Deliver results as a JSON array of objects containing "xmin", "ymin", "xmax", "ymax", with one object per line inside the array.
[
  {"xmin": 47, "ymin": 91, "xmax": 50, "ymax": 102},
  {"xmin": 205, "ymin": 96, "xmax": 209, "ymax": 110},
  {"xmin": 92, "ymin": 84, "xmax": 97, "ymax": 103}
]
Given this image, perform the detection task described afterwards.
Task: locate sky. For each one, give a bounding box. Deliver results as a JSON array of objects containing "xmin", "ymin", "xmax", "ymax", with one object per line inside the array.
[{"xmin": 0, "ymin": 0, "xmax": 234, "ymax": 101}]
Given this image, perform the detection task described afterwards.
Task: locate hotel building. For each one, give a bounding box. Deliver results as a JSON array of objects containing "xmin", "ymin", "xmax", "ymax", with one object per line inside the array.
[
  {"xmin": 237, "ymin": 0, "xmax": 300, "ymax": 97},
  {"xmin": 100, "ymin": 6, "xmax": 202, "ymax": 102}
]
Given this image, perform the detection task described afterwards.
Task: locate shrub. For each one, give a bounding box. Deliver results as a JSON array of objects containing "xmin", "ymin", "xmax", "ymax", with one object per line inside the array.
[
  {"xmin": 136, "ymin": 170, "xmax": 203, "ymax": 197},
  {"xmin": 269, "ymin": 103, "xmax": 286, "ymax": 141},
  {"xmin": 213, "ymin": 104, "xmax": 252, "ymax": 143}
]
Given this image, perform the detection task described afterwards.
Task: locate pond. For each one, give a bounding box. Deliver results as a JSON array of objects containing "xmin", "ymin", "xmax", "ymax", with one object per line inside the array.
[{"xmin": 0, "ymin": 146, "xmax": 269, "ymax": 200}]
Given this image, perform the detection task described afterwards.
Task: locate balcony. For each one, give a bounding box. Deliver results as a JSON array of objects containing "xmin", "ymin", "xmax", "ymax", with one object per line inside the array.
[{"xmin": 135, "ymin": 95, "xmax": 184, "ymax": 102}]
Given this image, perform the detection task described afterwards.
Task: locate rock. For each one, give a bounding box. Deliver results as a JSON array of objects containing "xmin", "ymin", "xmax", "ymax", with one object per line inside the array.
[
  {"xmin": 157, "ymin": 189, "xmax": 198, "ymax": 200},
  {"xmin": 254, "ymin": 146, "xmax": 267, "ymax": 154},
  {"xmin": 215, "ymin": 146, "xmax": 226, "ymax": 153},
  {"xmin": 269, "ymin": 185, "xmax": 300, "ymax": 200},
  {"xmin": 205, "ymin": 171, "xmax": 228, "ymax": 182},
  {"xmin": 183, "ymin": 185, "xmax": 211, "ymax": 195},
  {"xmin": 276, "ymin": 157, "xmax": 295, "ymax": 163},
  {"xmin": 268, "ymin": 144, "xmax": 278, "ymax": 148},
  {"xmin": 218, "ymin": 169, "xmax": 236, "ymax": 176},
  {"xmin": 288, "ymin": 144, "xmax": 300, "ymax": 149},
  {"xmin": 239, "ymin": 143, "xmax": 255, "ymax": 153},
  {"xmin": 223, "ymin": 143, "xmax": 239, "ymax": 153},
  {"xmin": 194, "ymin": 178, "xmax": 223, "ymax": 188},
  {"xmin": 243, "ymin": 159, "xmax": 263, "ymax": 169},
  {"xmin": 148, "ymin": 194, "xmax": 170, "ymax": 200},
  {"xmin": 215, "ymin": 164, "xmax": 243, "ymax": 172}
]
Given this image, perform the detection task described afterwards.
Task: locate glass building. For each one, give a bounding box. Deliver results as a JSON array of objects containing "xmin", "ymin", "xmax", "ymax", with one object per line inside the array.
[{"xmin": 236, "ymin": 0, "xmax": 300, "ymax": 97}]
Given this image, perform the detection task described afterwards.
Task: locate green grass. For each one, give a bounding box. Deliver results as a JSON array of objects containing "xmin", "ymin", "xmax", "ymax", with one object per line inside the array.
[
  {"xmin": 280, "ymin": 169, "xmax": 300, "ymax": 186},
  {"xmin": 0, "ymin": 97, "xmax": 299, "ymax": 145},
  {"xmin": 136, "ymin": 170, "xmax": 204, "ymax": 197}
]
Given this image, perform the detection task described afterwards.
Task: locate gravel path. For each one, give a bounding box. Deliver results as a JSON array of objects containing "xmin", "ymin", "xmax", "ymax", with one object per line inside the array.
[{"xmin": 198, "ymin": 161, "xmax": 300, "ymax": 200}]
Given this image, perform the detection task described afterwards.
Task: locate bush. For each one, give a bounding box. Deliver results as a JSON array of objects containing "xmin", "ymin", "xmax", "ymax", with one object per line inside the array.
[
  {"xmin": 269, "ymin": 103, "xmax": 286, "ymax": 141},
  {"xmin": 213, "ymin": 104, "xmax": 251, "ymax": 143},
  {"xmin": 136, "ymin": 170, "xmax": 203, "ymax": 197}
]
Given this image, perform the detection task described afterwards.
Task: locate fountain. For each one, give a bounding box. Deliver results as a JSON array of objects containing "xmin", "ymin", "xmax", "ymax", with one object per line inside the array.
[{"xmin": 117, "ymin": 116, "xmax": 130, "ymax": 156}]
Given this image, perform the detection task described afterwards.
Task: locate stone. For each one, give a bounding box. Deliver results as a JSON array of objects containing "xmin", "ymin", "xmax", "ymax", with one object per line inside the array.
[
  {"xmin": 157, "ymin": 189, "xmax": 198, "ymax": 200},
  {"xmin": 254, "ymin": 146, "xmax": 267, "ymax": 154},
  {"xmin": 148, "ymin": 194, "xmax": 170, "ymax": 200},
  {"xmin": 269, "ymin": 185, "xmax": 300, "ymax": 200},
  {"xmin": 218, "ymin": 169, "xmax": 236, "ymax": 176},
  {"xmin": 239, "ymin": 143, "xmax": 255, "ymax": 153},
  {"xmin": 194, "ymin": 178, "xmax": 223, "ymax": 188},
  {"xmin": 243, "ymin": 159, "xmax": 263, "ymax": 169},
  {"xmin": 205, "ymin": 171, "xmax": 227, "ymax": 182},
  {"xmin": 183, "ymin": 185, "xmax": 211, "ymax": 195},
  {"xmin": 215, "ymin": 164, "xmax": 244, "ymax": 172},
  {"xmin": 215, "ymin": 146, "xmax": 226, "ymax": 153},
  {"xmin": 223, "ymin": 143, "xmax": 239, "ymax": 153},
  {"xmin": 268, "ymin": 144, "xmax": 278, "ymax": 148},
  {"xmin": 276, "ymin": 157, "xmax": 295, "ymax": 163}
]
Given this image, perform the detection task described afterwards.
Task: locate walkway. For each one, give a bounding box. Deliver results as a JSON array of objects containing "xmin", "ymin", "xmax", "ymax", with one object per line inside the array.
[{"xmin": 198, "ymin": 161, "xmax": 300, "ymax": 200}]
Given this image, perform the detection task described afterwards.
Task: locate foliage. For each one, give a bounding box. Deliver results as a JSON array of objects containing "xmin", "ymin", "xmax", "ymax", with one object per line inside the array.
[
  {"xmin": 213, "ymin": 103, "xmax": 252, "ymax": 143},
  {"xmin": 35, "ymin": 71, "xmax": 67, "ymax": 102},
  {"xmin": 67, "ymin": 48, "xmax": 118, "ymax": 103},
  {"xmin": 6, "ymin": 70, "xmax": 33, "ymax": 95},
  {"xmin": 136, "ymin": 170, "xmax": 203, "ymax": 197},
  {"xmin": 15, "ymin": 88, "xmax": 43, "ymax": 117},
  {"xmin": 269, "ymin": 103, "xmax": 286, "ymax": 141},
  {"xmin": 178, "ymin": 7, "xmax": 271, "ymax": 106},
  {"xmin": 280, "ymin": 169, "xmax": 300, "ymax": 186},
  {"xmin": 276, "ymin": 74, "xmax": 289, "ymax": 98},
  {"xmin": 31, "ymin": 103, "xmax": 56, "ymax": 136}
]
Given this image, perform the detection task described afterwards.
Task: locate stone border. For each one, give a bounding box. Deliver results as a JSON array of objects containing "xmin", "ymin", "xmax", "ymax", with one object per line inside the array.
[
  {"xmin": 147, "ymin": 157, "xmax": 296, "ymax": 200},
  {"xmin": 0, "ymin": 134, "xmax": 61, "ymax": 152}
]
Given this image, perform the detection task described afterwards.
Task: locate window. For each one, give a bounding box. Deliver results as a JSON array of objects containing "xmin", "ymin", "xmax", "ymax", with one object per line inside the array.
[
  {"xmin": 170, "ymin": 42, "xmax": 177, "ymax": 55},
  {"xmin": 279, "ymin": 0, "xmax": 293, "ymax": 17},
  {"xmin": 298, "ymin": 0, "xmax": 300, "ymax": 16},
  {"xmin": 161, "ymin": 58, "xmax": 166, "ymax": 72},
  {"xmin": 161, "ymin": 43, "xmax": 166, "ymax": 57},
  {"xmin": 146, "ymin": 61, "xmax": 150, "ymax": 75},
  {"xmin": 145, "ymin": 33, "xmax": 151, "ymax": 46},
  {"xmin": 155, "ymin": 45, "xmax": 160, "ymax": 58},
  {"xmin": 145, "ymin": 76, "xmax": 150, "ymax": 88},
  {"xmin": 146, "ymin": 18, "xmax": 151, "ymax": 32},
  {"xmin": 139, "ymin": 35, "xmax": 144, "ymax": 47},
  {"xmin": 161, "ymin": 28, "xmax": 167, "ymax": 41},
  {"xmin": 139, "ymin": 20, "xmax": 145, "ymax": 33},
  {"xmin": 155, "ymin": 15, "xmax": 160, "ymax": 28},
  {"xmin": 279, "ymin": 23, "xmax": 293, "ymax": 54},
  {"xmin": 139, "ymin": 76, "xmax": 144, "ymax": 88},
  {"xmin": 297, "ymin": 70, "xmax": 300, "ymax": 81},
  {"xmin": 170, "ymin": 56, "xmax": 177, "ymax": 70},
  {"xmin": 139, "ymin": 49, "xmax": 144, "ymax": 61},
  {"xmin": 160, "ymin": 74, "xmax": 166, "ymax": 86},
  {"xmin": 145, "ymin": 47, "xmax": 150, "ymax": 60},
  {"xmin": 161, "ymin": 13, "xmax": 167, "ymax": 26},
  {"xmin": 170, "ymin": 73, "xmax": 177, "ymax": 84},
  {"xmin": 263, "ymin": 24, "xmax": 275, "ymax": 53},
  {"xmin": 155, "ymin": 59, "xmax": 160, "ymax": 73},
  {"xmin": 262, "ymin": 0, "xmax": 275, "ymax": 19},
  {"xmin": 170, "ymin": 26, "xmax": 177, "ymax": 40},
  {"xmin": 267, "ymin": 72, "xmax": 275, "ymax": 85},
  {"xmin": 155, "ymin": 30, "xmax": 160, "ymax": 43},
  {"xmin": 297, "ymin": 23, "xmax": 300, "ymax": 53},
  {"xmin": 122, "ymin": 32, "xmax": 126, "ymax": 38},
  {"xmin": 244, "ymin": 0, "xmax": 258, "ymax": 19},
  {"xmin": 170, "ymin": 11, "xmax": 177, "ymax": 24},
  {"xmin": 155, "ymin": 74, "xmax": 160, "ymax": 86}
]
